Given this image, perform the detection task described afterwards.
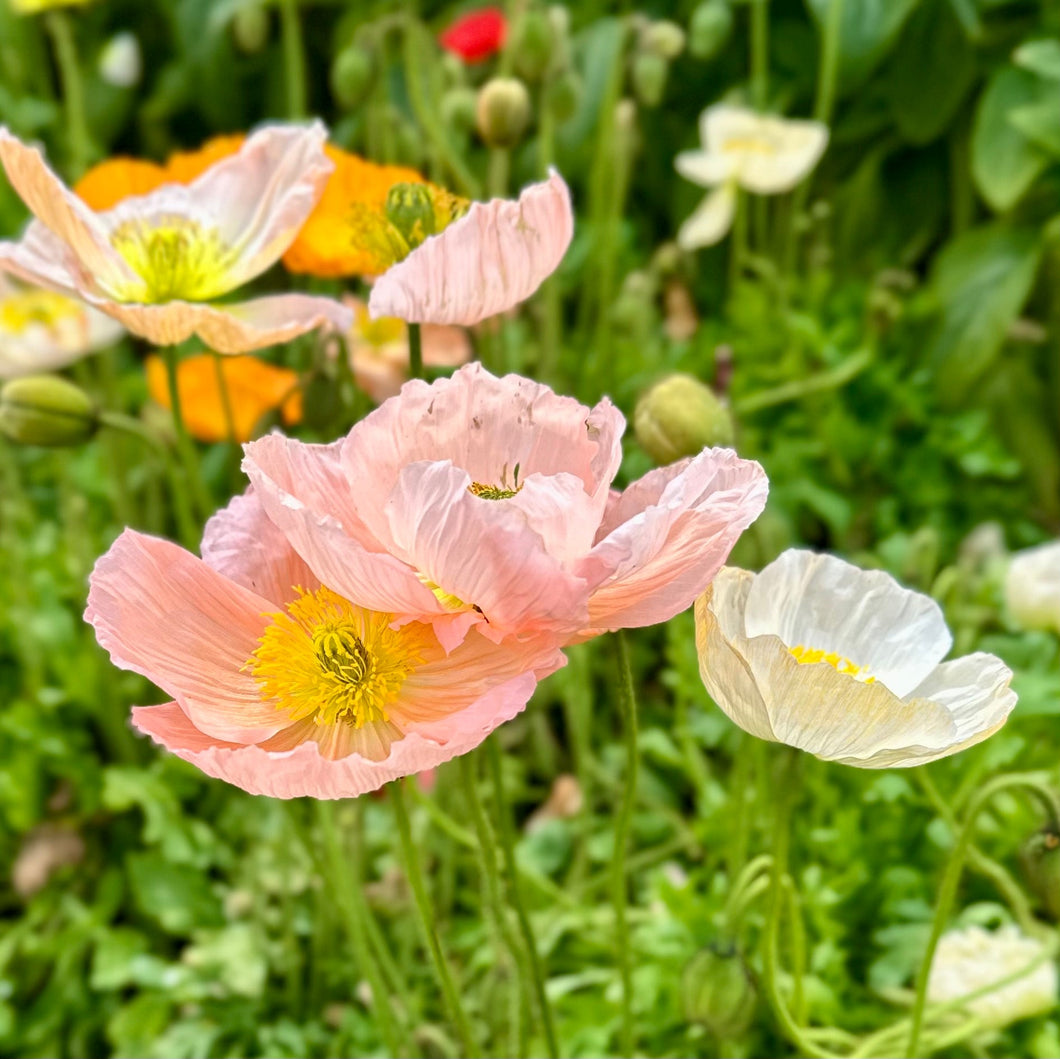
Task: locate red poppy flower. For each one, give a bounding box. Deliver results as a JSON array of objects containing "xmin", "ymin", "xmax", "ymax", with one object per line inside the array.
[{"xmin": 439, "ymin": 7, "xmax": 507, "ymax": 63}]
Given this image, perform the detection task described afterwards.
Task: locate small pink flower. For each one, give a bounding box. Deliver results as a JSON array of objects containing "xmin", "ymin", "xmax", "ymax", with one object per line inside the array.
[
  {"xmin": 85, "ymin": 490, "xmax": 563, "ymax": 799},
  {"xmin": 243, "ymin": 363, "xmax": 768, "ymax": 643},
  {"xmin": 0, "ymin": 123, "xmax": 352, "ymax": 353},
  {"xmin": 368, "ymin": 171, "xmax": 573, "ymax": 326}
]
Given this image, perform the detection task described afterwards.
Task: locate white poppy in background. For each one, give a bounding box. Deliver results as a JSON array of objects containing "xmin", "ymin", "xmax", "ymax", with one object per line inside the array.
[
  {"xmin": 0, "ymin": 274, "xmax": 124, "ymax": 378},
  {"xmin": 927, "ymin": 925, "xmax": 1057, "ymax": 1029},
  {"xmin": 0, "ymin": 123, "xmax": 352, "ymax": 353},
  {"xmin": 674, "ymin": 104, "xmax": 829, "ymax": 249},
  {"xmin": 98, "ymin": 32, "xmax": 142, "ymax": 89},
  {"xmin": 694, "ymin": 550, "xmax": 1016, "ymax": 767},
  {"xmin": 1006, "ymin": 541, "xmax": 1060, "ymax": 635}
]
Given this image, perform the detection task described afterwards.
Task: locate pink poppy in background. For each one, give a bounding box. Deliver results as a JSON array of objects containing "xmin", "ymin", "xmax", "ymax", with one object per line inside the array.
[
  {"xmin": 85, "ymin": 492, "xmax": 563, "ymax": 799},
  {"xmin": 368, "ymin": 171, "xmax": 573, "ymax": 326},
  {"xmin": 0, "ymin": 123, "xmax": 351, "ymax": 353},
  {"xmin": 439, "ymin": 7, "xmax": 507, "ymax": 62},
  {"xmin": 243, "ymin": 363, "xmax": 768, "ymax": 645}
]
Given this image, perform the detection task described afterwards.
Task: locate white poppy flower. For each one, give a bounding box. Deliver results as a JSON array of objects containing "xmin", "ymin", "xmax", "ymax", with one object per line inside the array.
[
  {"xmin": 927, "ymin": 925, "xmax": 1057, "ymax": 1029},
  {"xmin": 1006, "ymin": 541, "xmax": 1060, "ymax": 635},
  {"xmin": 0, "ymin": 274, "xmax": 124, "ymax": 378},
  {"xmin": 694, "ymin": 550, "xmax": 1016, "ymax": 767},
  {"xmin": 674, "ymin": 104, "xmax": 829, "ymax": 249}
]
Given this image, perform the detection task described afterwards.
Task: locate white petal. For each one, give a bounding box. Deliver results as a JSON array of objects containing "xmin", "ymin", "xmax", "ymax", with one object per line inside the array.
[
  {"xmin": 1006, "ymin": 541, "xmax": 1060, "ymax": 634},
  {"xmin": 674, "ymin": 148, "xmax": 734, "ymax": 188},
  {"xmin": 677, "ymin": 184, "xmax": 736, "ymax": 250}
]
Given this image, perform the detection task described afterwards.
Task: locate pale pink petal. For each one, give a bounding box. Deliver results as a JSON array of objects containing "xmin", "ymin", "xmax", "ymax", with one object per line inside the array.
[
  {"xmin": 241, "ymin": 434, "xmax": 443, "ymax": 616},
  {"xmin": 581, "ymin": 448, "xmax": 768, "ymax": 631},
  {"xmin": 86, "ymin": 529, "xmax": 291, "ymax": 743},
  {"xmin": 200, "ymin": 487, "xmax": 318, "ymax": 607},
  {"xmin": 368, "ymin": 171, "xmax": 574, "ymax": 325},
  {"xmin": 133, "ymin": 673, "xmax": 539, "ymax": 799},
  {"xmin": 0, "ymin": 129, "xmax": 136, "ymax": 295},
  {"xmin": 0, "ymin": 221, "xmax": 94, "ymax": 297}
]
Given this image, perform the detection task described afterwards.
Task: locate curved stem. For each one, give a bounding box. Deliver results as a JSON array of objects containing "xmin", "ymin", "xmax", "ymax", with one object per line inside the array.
[
  {"xmin": 391, "ymin": 779, "xmax": 480, "ymax": 1058},
  {"xmin": 161, "ymin": 345, "xmax": 212, "ymax": 524},
  {"xmin": 408, "ymin": 322, "xmax": 424, "ymax": 381},
  {"xmin": 486, "ymin": 738, "xmax": 561, "ymax": 1059},
  {"xmin": 44, "ymin": 10, "xmax": 91, "ymax": 175},
  {"xmin": 278, "ymin": 0, "xmax": 307, "ymax": 119},
  {"xmin": 611, "ymin": 630, "xmax": 638, "ymax": 1058}
]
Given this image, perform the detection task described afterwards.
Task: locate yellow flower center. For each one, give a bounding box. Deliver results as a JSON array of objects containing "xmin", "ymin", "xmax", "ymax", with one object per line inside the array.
[
  {"xmin": 789, "ymin": 644, "xmax": 876, "ymax": 683},
  {"xmin": 467, "ymin": 463, "xmax": 523, "ymax": 501},
  {"xmin": 109, "ymin": 215, "xmax": 235, "ymax": 303},
  {"xmin": 722, "ymin": 135, "xmax": 779, "ymax": 156},
  {"xmin": 0, "ymin": 289, "xmax": 81, "ymax": 332},
  {"xmin": 353, "ymin": 303, "xmax": 405, "ymax": 349},
  {"xmin": 247, "ymin": 586, "xmax": 434, "ymax": 728}
]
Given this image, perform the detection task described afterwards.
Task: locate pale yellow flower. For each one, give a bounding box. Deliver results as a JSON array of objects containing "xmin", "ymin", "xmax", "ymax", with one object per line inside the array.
[{"xmin": 1006, "ymin": 540, "xmax": 1060, "ymax": 635}]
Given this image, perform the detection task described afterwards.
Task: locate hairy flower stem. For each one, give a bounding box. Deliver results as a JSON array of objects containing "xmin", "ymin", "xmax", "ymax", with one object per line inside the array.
[
  {"xmin": 391, "ymin": 778, "xmax": 480, "ymax": 1058},
  {"xmin": 162, "ymin": 346, "xmax": 212, "ymax": 526},
  {"xmin": 278, "ymin": 0, "xmax": 307, "ymax": 119},
  {"xmin": 408, "ymin": 322, "xmax": 424, "ymax": 380},
  {"xmin": 486, "ymin": 737, "xmax": 561, "ymax": 1058},
  {"xmin": 44, "ymin": 10, "xmax": 92, "ymax": 176},
  {"xmin": 610, "ymin": 629, "xmax": 638, "ymax": 1058}
]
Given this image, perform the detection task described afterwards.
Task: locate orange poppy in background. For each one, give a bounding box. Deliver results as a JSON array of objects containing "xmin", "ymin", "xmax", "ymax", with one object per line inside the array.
[{"xmin": 146, "ymin": 353, "xmax": 302, "ymax": 443}]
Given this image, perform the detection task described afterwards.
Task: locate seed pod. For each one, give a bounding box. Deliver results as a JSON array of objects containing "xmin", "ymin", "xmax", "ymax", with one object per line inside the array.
[
  {"xmin": 0, "ymin": 374, "xmax": 98, "ymax": 447},
  {"xmin": 634, "ymin": 373, "xmax": 735, "ymax": 463},
  {"xmin": 475, "ymin": 77, "xmax": 532, "ymax": 147}
]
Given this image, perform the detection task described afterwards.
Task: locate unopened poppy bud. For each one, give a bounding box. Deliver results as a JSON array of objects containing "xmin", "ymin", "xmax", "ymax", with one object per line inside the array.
[
  {"xmin": 232, "ymin": 2, "xmax": 269, "ymax": 54},
  {"xmin": 689, "ymin": 0, "xmax": 733, "ymax": 61},
  {"xmin": 643, "ymin": 20, "xmax": 686, "ymax": 60},
  {"xmin": 441, "ymin": 86, "xmax": 479, "ymax": 135},
  {"xmin": 1022, "ymin": 829, "xmax": 1060, "ymax": 921},
  {"xmin": 631, "ymin": 51, "xmax": 669, "ymax": 107},
  {"xmin": 385, "ymin": 183, "xmax": 440, "ymax": 247},
  {"xmin": 475, "ymin": 77, "xmax": 532, "ymax": 147},
  {"xmin": 511, "ymin": 9, "xmax": 553, "ymax": 82},
  {"xmin": 635, "ymin": 373, "xmax": 735, "ymax": 463},
  {"xmin": 98, "ymin": 32, "xmax": 142, "ymax": 88},
  {"xmin": 682, "ymin": 947, "xmax": 756, "ymax": 1037},
  {"xmin": 0, "ymin": 374, "xmax": 98, "ymax": 447},
  {"xmin": 331, "ymin": 46, "xmax": 375, "ymax": 110},
  {"xmin": 545, "ymin": 71, "xmax": 581, "ymax": 122}
]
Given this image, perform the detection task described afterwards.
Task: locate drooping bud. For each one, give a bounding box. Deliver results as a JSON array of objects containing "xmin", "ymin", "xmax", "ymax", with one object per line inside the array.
[
  {"xmin": 634, "ymin": 373, "xmax": 735, "ymax": 463},
  {"xmin": 331, "ymin": 45, "xmax": 376, "ymax": 110},
  {"xmin": 511, "ymin": 9, "xmax": 553, "ymax": 82},
  {"xmin": 232, "ymin": 2, "xmax": 270, "ymax": 54},
  {"xmin": 441, "ymin": 86, "xmax": 479, "ymax": 136},
  {"xmin": 682, "ymin": 947, "xmax": 756, "ymax": 1038},
  {"xmin": 475, "ymin": 77, "xmax": 532, "ymax": 147},
  {"xmin": 0, "ymin": 374, "xmax": 98, "ymax": 447},
  {"xmin": 545, "ymin": 71, "xmax": 581, "ymax": 122},
  {"xmin": 98, "ymin": 32, "xmax": 142, "ymax": 88},
  {"xmin": 689, "ymin": 0, "xmax": 734, "ymax": 61},
  {"xmin": 1022, "ymin": 828, "xmax": 1060, "ymax": 921},
  {"xmin": 643, "ymin": 20, "xmax": 686, "ymax": 60},
  {"xmin": 631, "ymin": 51, "xmax": 669, "ymax": 107}
]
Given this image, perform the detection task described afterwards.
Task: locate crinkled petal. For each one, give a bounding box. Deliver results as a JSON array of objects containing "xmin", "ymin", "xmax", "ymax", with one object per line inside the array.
[
  {"xmin": 582, "ymin": 448, "xmax": 768, "ymax": 631},
  {"xmin": 86, "ymin": 530, "xmax": 293, "ymax": 743},
  {"xmin": 0, "ymin": 221, "xmax": 94, "ymax": 297},
  {"xmin": 368, "ymin": 171, "xmax": 574, "ymax": 325},
  {"xmin": 677, "ymin": 184, "xmax": 737, "ymax": 250}
]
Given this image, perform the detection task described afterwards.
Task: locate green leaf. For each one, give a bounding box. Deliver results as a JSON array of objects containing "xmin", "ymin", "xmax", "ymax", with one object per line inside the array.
[
  {"xmin": 972, "ymin": 66, "xmax": 1051, "ymax": 211},
  {"xmin": 126, "ymin": 852, "xmax": 224, "ymax": 935},
  {"xmin": 1009, "ymin": 96, "xmax": 1060, "ymax": 157},
  {"xmin": 805, "ymin": 0, "xmax": 921, "ymax": 89},
  {"xmin": 1013, "ymin": 39, "xmax": 1060, "ymax": 81},
  {"xmin": 927, "ymin": 224, "xmax": 1043, "ymax": 402}
]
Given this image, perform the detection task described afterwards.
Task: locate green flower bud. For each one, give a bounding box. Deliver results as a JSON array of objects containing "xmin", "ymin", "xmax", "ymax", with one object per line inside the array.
[
  {"xmin": 631, "ymin": 51, "xmax": 669, "ymax": 107},
  {"xmin": 0, "ymin": 374, "xmax": 98, "ymax": 447},
  {"xmin": 634, "ymin": 373, "xmax": 735, "ymax": 464},
  {"xmin": 689, "ymin": 0, "xmax": 734, "ymax": 61},
  {"xmin": 1022, "ymin": 829, "xmax": 1060, "ymax": 921},
  {"xmin": 644, "ymin": 20, "xmax": 686, "ymax": 60},
  {"xmin": 441, "ymin": 86, "xmax": 479, "ymax": 136},
  {"xmin": 512, "ymin": 9, "xmax": 554, "ymax": 82},
  {"xmin": 545, "ymin": 71, "xmax": 581, "ymax": 123},
  {"xmin": 330, "ymin": 46, "xmax": 375, "ymax": 111},
  {"xmin": 682, "ymin": 947, "xmax": 756, "ymax": 1038},
  {"xmin": 385, "ymin": 183, "xmax": 439, "ymax": 248},
  {"xmin": 475, "ymin": 77, "xmax": 532, "ymax": 148},
  {"xmin": 232, "ymin": 3, "xmax": 269, "ymax": 55}
]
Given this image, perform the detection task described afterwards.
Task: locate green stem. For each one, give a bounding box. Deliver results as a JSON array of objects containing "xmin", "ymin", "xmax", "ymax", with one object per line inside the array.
[
  {"xmin": 610, "ymin": 630, "xmax": 638, "ymax": 1058},
  {"xmin": 278, "ymin": 0, "xmax": 307, "ymax": 119},
  {"xmin": 44, "ymin": 10, "xmax": 92, "ymax": 176},
  {"xmin": 813, "ymin": 0, "xmax": 845, "ymax": 126},
  {"xmin": 391, "ymin": 779, "xmax": 480, "ymax": 1058},
  {"xmin": 905, "ymin": 773, "xmax": 1060, "ymax": 1058},
  {"xmin": 750, "ymin": 0, "xmax": 769, "ymax": 110},
  {"xmin": 487, "ymin": 147, "xmax": 510, "ymax": 199},
  {"xmin": 728, "ymin": 188, "xmax": 747, "ymax": 295},
  {"xmin": 211, "ymin": 353, "xmax": 239, "ymax": 446},
  {"xmin": 486, "ymin": 737, "xmax": 561, "ymax": 1059},
  {"xmin": 408, "ymin": 322, "xmax": 424, "ymax": 380},
  {"xmin": 161, "ymin": 345, "xmax": 212, "ymax": 526}
]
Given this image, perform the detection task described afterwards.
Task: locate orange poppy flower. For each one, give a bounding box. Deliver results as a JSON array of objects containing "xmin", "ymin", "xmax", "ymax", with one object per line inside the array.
[{"xmin": 146, "ymin": 353, "xmax": 302, "ymax": 443}]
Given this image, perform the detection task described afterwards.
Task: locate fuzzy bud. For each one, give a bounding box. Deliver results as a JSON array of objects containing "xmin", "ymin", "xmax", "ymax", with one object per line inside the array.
[
  {"xmin": 475, "ymin": 77, "xmax": 532, "ymax": 147},
  {"xmin": 98, "ymin": 32, "xmax": 142, "ymax": 88},
  {"xmin": 232, "ymin": 3, "xmax": 270, "ymax": 54},
  {"xmin": 441, "ymin": 86, "xmax": 479, "ymax": 135},
  {"xmin": 1022, "ymin": 829, "xmax": 1060, "ymax": 921},
  {"xmin": 511, "ymin": 9, "xmax": 553, "ymax": 82},
  {"xmin": 682, "ymin": 948, "xmax": 756, "ymax": 1038},
  {"xmin": 331, "ymin": 46, "xmax": 376, "ymax": 110},
  {"xmin": 0, "ymin": 374, "xmax": 98, "ymax": 447},
  {"xmin": 631, "ymin": 51, "xmax": 669, "ymax": 107},
  {"xmin": 643, "ymin": 20, "xmax": 686, "ymax": 60},
  {"xmin": 689, "ymin": 0, "xmax": 734, "ymax": 61},
  {"xmin": 634, "ymin": 373, "xmax": 735, "ymax": 463},
  {"xmin": 545, "ymin": 71, "xmax": 581, "ymax": 122}
]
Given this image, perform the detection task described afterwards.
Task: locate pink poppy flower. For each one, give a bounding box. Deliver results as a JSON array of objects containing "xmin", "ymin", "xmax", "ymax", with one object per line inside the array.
[
  {"xmin": 439, "ymin": 7, "xmax": 507, "ymax": 63},
  {"xmin": 85, "ymin": 490, "xmax": 564, "ymax": 799},
  {"xmin": 367, "ymin": 171, "xmax": 573, "ymax": 326},
  {"xmin": 243, "ymin": 363, "xmax": 768, "ymax": 644},
  {"xmin": 0, "ymin": 123, "xmax": 352, "ymax": 353}
]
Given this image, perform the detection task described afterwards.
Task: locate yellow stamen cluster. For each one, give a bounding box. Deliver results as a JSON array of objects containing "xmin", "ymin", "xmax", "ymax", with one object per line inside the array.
[
  {"xmin": 0, "ymin": 289, "xmax": 80, "ymax": 332},
  {"xmin": 248, "ymin": 586, "xmax": 433, "ymax": 729},
  {"xmin": 468, "ymin": 463, "xmax": 523, "ymax": 501},
  {"xmin": 790, "ymin": 644, "xmax": 876, "ymax": 683},
  {"xmin": 109, "ymin": 215, "xmax": 235, "ymax": 303}
]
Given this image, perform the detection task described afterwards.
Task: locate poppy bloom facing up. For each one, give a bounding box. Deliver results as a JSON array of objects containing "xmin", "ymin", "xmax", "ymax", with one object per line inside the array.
[
  {"xmin": 439, "ymin": 7, "xmax": 507, "ymax": 63},
  {"xmin": 86, "ymin": 493, "xmax": 564, "ymax": 799},
  {"xmin": 0, "ymin": 274, "xmax": 124, "ymax": 378},
  {"xmin": 243, "ymin": 363, "xmax": 768, "ymax": 647},
  {"xmin": 695, "ymin": 550, "xmax": 1017, "ymax": 767},
  {"xmin": 145, "ymin": 354, "xmax": 302, "ymax": 443},
  {"xmin": 0, "ymin": 123, "xmax": 352, "ymax": 352}
]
